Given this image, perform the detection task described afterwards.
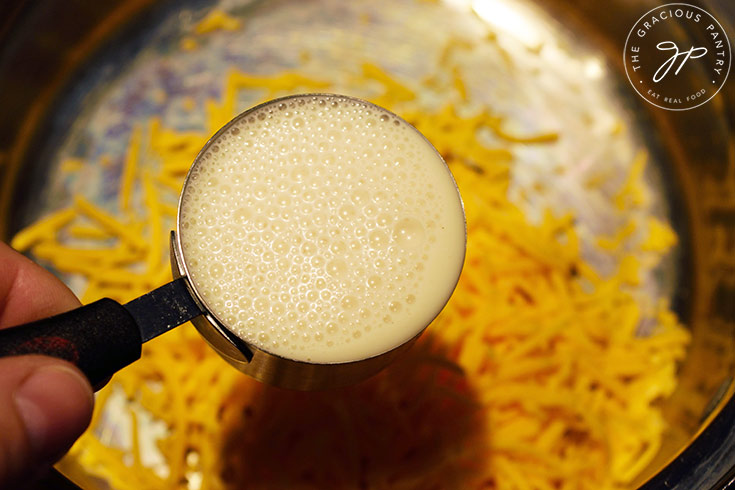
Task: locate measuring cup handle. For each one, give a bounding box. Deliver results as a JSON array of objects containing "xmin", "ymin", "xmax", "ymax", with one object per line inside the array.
[{"xmin": 0, "ymin": 299, "xmax": 141, "ymax": 388}]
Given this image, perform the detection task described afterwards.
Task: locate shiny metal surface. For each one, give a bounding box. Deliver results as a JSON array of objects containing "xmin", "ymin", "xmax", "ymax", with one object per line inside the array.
[{"xmin": 0, "ymin": 0, "xmax": 733, "ymax": 488}]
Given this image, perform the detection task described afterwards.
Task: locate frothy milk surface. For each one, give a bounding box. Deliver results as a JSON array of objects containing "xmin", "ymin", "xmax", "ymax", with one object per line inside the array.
[{"xmin": 179, "ymin": 95, "xmax": 465, "ymax": 363}]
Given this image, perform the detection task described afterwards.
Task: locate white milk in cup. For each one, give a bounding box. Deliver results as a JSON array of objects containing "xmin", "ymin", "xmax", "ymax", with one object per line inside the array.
[{"xmin": 178, "ymin": 94, "xmax": 465, "ymax": 364}]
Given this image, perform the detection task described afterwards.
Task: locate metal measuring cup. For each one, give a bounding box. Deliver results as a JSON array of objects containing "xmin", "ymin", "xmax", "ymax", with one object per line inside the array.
[{"xmin": 0, "ymin": 94, "xmax": 466, "ymax": 391}]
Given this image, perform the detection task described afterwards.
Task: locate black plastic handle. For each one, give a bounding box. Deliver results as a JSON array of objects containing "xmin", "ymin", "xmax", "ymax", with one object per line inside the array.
[{"xmin": 0, "ymin": 299, "xmax": 142, "ymax": 387}]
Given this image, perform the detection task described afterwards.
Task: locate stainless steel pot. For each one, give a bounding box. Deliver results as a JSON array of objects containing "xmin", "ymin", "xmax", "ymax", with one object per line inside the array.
[{"xmin": 0, "ymin": 0, "xmax": 732, "ymax": 488}]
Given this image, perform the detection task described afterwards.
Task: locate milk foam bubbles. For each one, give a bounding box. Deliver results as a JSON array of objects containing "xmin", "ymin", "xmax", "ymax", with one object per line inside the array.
[{"xmin": 178, "ymin": 94, "xmax": 465, "ymax": 363}]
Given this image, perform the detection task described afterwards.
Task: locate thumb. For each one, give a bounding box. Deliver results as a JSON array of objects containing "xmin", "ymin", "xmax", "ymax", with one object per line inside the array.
[{"xmin": 0, "ymin": 355, "xmax": 93, "ymax": 487}]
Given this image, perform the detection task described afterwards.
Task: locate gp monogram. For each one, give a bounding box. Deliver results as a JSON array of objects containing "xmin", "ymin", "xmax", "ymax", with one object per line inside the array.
[{"xmin": 624, "ymin": 3, "xmax": 731, "ymax": 110}]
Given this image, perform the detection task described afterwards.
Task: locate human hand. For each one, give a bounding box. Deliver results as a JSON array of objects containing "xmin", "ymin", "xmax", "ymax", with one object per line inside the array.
[{"xmin": 0, "ymin": 241, "xmax": 94, "ymax": 488}]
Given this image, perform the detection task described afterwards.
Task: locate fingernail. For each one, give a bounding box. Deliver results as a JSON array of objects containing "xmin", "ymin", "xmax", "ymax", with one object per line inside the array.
[{"xmin": 14, "ymin": 365, "xmax": 93, "ymax": 461}]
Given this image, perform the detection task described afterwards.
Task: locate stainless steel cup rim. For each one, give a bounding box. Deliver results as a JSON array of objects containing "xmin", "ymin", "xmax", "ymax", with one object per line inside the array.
[{"xmin": 170, "ymin": 93, "xmax": 467, "ymax": 389}]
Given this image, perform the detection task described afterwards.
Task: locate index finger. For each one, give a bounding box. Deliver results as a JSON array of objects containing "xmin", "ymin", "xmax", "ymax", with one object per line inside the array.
[{"xmin": 0, "ymin": 241, "xmax": 81, "ymax": 328}]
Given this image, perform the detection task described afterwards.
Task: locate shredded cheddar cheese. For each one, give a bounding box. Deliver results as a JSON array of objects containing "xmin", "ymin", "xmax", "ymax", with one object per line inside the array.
[
  {"xmin": 10, "ymin": 207, "xmax": 76, "ymax": 252},
  {"xmin": 194, "ymin": 9, "xmax": 242, "ymax": 35},
  {"xmin": 180, "ymin": 37, "xmax": 198, "ymax": 51},
  {"xmin": 641, "ymin": 217, "xmax": 678, "ymax": 253},
  {"xmin": 12, "ymin": 33, "xmax": 689, "ymax": 490}
]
